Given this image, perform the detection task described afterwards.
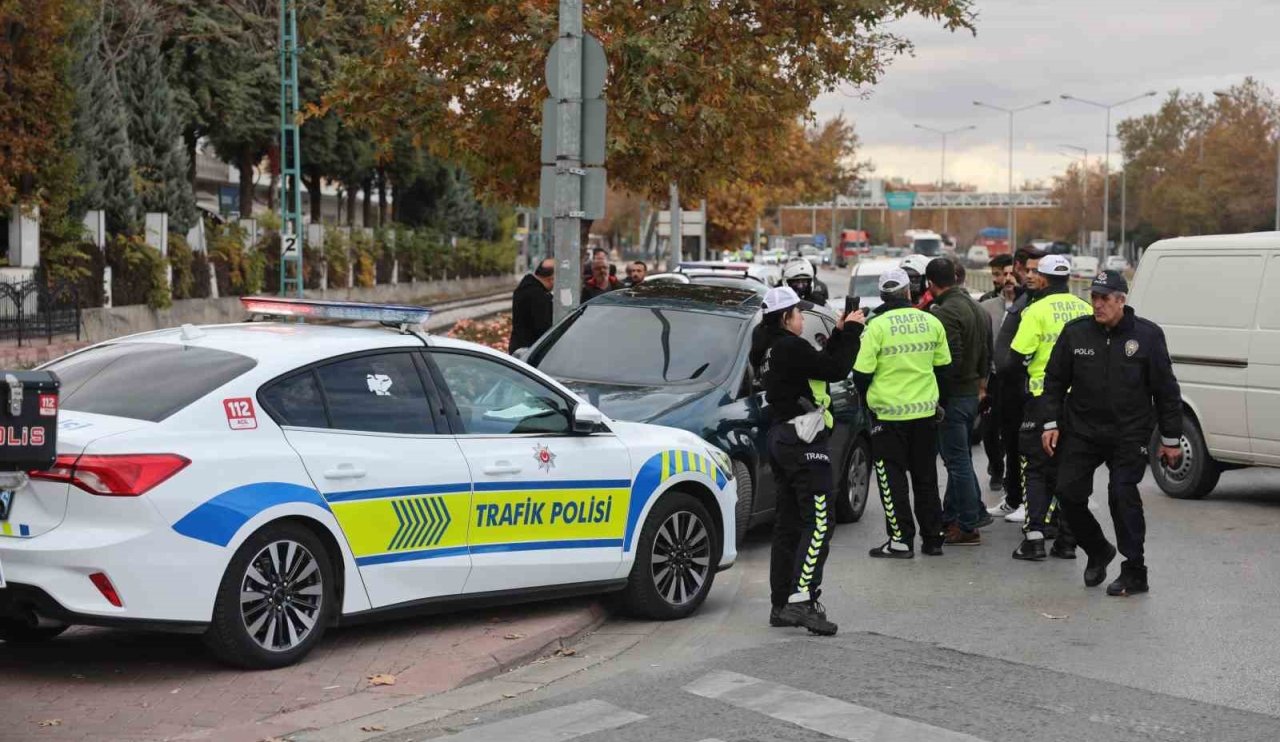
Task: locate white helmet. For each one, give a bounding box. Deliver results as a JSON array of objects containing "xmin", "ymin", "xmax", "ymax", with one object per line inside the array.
[
  {"xmin": 782, "ymin": 258, "xmax": 815, "ymax": 281},
  {"xmin": 899, "ymin": 254, "xmax": 931, "ymax": 276}
]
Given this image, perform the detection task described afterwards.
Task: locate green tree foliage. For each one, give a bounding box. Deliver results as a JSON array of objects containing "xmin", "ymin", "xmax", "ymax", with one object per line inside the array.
[{"xmin": 119, "ymin": 1, "xmax": 196, "ymax": 232}]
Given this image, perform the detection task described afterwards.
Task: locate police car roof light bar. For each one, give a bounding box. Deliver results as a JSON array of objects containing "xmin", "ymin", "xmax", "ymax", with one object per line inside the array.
[{"xmin": 240, "ymin": 297, "xmax": 433, "ymax": 329}]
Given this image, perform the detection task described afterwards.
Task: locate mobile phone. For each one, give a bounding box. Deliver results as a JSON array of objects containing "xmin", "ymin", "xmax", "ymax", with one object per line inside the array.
[{"xmin": 844, "ymin": 295, "xmax": 860, "ymax": 316}]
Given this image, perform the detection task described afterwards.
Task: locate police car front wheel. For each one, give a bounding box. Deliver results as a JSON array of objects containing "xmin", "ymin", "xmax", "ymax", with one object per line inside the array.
[
  {"xmin": 204, "ymin": 521, "xmax": 336, "ymax": 669},
  {"xmin": 619, "ymin": 493, "xmax": 718, "ymax": 621}
]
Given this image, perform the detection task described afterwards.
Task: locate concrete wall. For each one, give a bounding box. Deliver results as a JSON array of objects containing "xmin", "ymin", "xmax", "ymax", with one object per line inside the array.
[{"xmin": 80, "ymin": 273, "xmax": 517, "ymax": 344}]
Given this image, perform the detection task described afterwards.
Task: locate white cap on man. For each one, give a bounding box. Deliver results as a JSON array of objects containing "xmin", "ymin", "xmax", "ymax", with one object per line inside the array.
[
  {"xmin": 1037, "ymin": 254, "xmax": 1072, "ymax": 277},
  {"xmin": 879, "ymin": 268, "xmax": 912, "ymax": 293}
]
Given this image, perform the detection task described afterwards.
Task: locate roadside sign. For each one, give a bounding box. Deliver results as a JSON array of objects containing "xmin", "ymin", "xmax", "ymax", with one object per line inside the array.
[
  {"xmin": 541, "ymin": 98, "xmax": 606, "ymax": 165},
  {"xmin": 545, "ymin": 33, "xmax": 607, "ymax": 100},
  {"xmin": 885, "ymin": 192, "xmax": 916, "ymax": 211},
  {"xmin": 539, "ymin": 166, "xmax": 606, "ymax": 219},
  {"xmin": 657, "ymin": 210, "xmax": 705, "ymax": 238}
]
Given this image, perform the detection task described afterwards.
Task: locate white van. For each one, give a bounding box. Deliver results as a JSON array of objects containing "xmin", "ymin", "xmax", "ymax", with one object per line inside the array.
[
  {"xmin": 1129, "ymin": 232, "xmax": 1280, "ymax": 499},
  {"xmin": 1070, "ymin": 255, "xmax": 1100, "ymax": 278},
  {"xmin": 846, "ymin": 258, "xmax": 900, "ymax": 313}
]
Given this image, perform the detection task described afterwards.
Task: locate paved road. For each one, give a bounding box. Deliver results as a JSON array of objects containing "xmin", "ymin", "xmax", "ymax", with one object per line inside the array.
[{"xmin": 367, "ymin": 444, "xmax": 1280, "ymax": 741}]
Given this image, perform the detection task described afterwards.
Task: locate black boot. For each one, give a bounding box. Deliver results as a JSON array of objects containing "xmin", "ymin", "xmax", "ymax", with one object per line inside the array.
[
  {"xmin": 1050, "ymin": 540, "xmax": 1077, "ymax": 560},
  {"xmin": 869, "ymin": 540, "xmax": 914, "ymax": 559},
  {"xmin": 1106, "ymin": 568, "xmax": 1149, "ymax": 597},
  {"xmin": 1013, "ymin": 537, "xmax": 1046, "ymax": 561},
  {"xmin": 769, "ymin": 605, "xmax": 791, "ymax": 627},
  {"xmin": 1084, "ymin": 542, "xmax": 1117, "ymax": 587},
  {"xmin": 777, "ymin": 600, "xmax": 838, "ymax": 636}
]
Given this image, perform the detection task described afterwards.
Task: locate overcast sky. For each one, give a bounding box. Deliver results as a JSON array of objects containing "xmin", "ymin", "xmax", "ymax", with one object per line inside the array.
[{"xmin": 812, "ymin": 0, "xmax": 1280, "ymax": 192}]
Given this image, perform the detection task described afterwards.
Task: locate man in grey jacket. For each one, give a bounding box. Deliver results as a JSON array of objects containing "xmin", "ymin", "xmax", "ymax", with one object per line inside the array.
[{"xmin": 979, "ymin": 254, "xmax": 1016, "ymax": 493}]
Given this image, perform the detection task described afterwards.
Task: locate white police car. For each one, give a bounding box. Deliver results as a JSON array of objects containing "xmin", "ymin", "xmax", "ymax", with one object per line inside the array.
[{"xmin": 0, "ymin": 298, "xmax": 736, "ymax": 668}]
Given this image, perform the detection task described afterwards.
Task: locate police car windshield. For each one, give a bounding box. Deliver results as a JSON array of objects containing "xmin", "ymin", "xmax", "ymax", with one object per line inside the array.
[
  {"xmin": 534, "ymin": 305, "xmax": 745, "ymax": 386},
  {"xmin": 47, "ymin": 342, "xmax": 257, "ymax": 422}
]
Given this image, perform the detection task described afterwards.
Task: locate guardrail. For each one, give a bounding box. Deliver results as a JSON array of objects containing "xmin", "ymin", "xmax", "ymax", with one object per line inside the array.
[{"xmin": 0, "ymin": 276, "xmax": 82, "ymax": 347}]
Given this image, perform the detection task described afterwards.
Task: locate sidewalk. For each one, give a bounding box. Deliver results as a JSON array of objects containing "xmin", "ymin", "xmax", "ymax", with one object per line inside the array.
[{"xmin": 0, "ymin": 599, "xmax": 604, "ymax": 742}]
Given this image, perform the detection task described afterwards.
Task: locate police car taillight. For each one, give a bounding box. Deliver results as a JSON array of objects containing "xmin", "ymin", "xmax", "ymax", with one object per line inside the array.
[
  {"xmin": 31, "ymin": 454, "xmax": 190, "ymax": 497},
  {"xmin": 241, "ymin": 297, "xmax": 433, "ymax": 326}
]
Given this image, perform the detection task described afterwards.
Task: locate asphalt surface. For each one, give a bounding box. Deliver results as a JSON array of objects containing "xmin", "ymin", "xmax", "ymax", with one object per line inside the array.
[{"xmin": 360, "ymin": 300, "xmax": 1280, "ymax": 740}]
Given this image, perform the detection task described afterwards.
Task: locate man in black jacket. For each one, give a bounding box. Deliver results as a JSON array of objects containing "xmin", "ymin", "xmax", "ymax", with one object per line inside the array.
[
  {"xmin": 508, "ymin": 258, "xmax": 555, "ymax": 354},
  {"xmin": 754, "ymin": 285, "xmax": 863, "ymax": 635},
  {"xmin": 1040, "ymin": 270, "xmax": 1184, "ymax": 596}
]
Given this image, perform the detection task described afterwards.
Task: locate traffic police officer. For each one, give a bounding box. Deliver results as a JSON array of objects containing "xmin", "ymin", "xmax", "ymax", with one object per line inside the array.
[
  {"xmin": 1006, "ymin": 254, "xmax": 1092, "ymax": 561},
  {"xmin": 754, "ymin": 285, "xmax": 863, "ymax": 634},
  {"xmin": 1040, "ymin": 270, "xmax": 1183, "ymax": 596},
  {"xmin": 852, "ymin": 268, "xmax": 952, "ymax": 558}
]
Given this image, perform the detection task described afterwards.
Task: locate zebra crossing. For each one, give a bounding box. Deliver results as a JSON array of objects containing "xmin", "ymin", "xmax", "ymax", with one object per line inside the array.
[{"xmin": 419, "ymin": 671, "xmax": 989, "ymax": 742}]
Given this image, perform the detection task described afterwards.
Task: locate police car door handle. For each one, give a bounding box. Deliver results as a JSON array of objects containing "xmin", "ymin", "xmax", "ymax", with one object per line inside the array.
[
  {"xmin": 483, "ymin": 461, "xmax": 522, "ymax": 476},
  {"xmin": 323, "ymin": 463, "xmax": 367, "ymax": 480}
]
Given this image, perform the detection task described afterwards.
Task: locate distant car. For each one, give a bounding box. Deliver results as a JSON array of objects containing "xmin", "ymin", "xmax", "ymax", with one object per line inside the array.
[
  {"xmin": 527, "ymin": 283, "xmax": 873, "ymax": 546},
  {"xmin": 676, "ymin": 261, "xmax": 780, "ymax": 288},
  {"xmin": 759, "ymin": 249, "xmax": 787, "ymax": 265},
  {"xmin": 846, "ymin": 258, "xmax": 900, "ymax": 315},
  {"xmin": 1070, "ymin": 255, "xmax": 1100, "ymax": 278},
  {"xmin": 1104, "ymin": 255, "xmax": 1131, "ymax": 272},
  {"xmin": 966, "ymin": 245, "xmax": 990, "ymax": 267}
]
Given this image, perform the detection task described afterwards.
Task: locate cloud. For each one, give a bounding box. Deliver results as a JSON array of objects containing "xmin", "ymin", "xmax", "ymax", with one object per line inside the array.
[{"xmin": 817, "ymin": 0, "xmax": 1280, "ymax": 190}]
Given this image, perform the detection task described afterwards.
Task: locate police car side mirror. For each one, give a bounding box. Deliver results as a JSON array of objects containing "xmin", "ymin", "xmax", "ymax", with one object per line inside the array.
[
  {"xmin": 512, "ymin": 347, "xmax": 532, "ymax": 362},
  {"xmin": 571, "ymin": 402, "xmax": 605, "ymax": 434}
]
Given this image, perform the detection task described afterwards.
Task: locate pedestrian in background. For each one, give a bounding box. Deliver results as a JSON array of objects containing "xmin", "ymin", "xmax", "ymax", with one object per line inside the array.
[
  {"xmin": 582, "ymin": 248, "xmax": 619, "ymax": 302},
  {"xmin": 853, "ymin": 268, "xmax": 951, "ymax": 559},
  {"xmin": 624, "ymin": 261, "xmax": 648, "ymax": 287},
  {"xmin": 987, "ymin": 247, "xmax": 1043, "ymax": 522},
  {"xmin": 926, "ymin": 257, "xmax": 991, "ymax": 546},
  {"xmin": 754, "ymin": 286, "xmax": 864, "ymax": 635},
  {"xmin": 509, "ymin": 257, "xmax": 555, "ymax": 354},
  {"xmin": 1041, "ymin": 270, "xmax": 1183, "ymax": 596},
  {"xmin": 1006, "ymin": 254, "xmax": 1091, "ymax": 561},
  {"xmin": 979, "ymin": 254, "xmax": 1016, "ymax": 494}
]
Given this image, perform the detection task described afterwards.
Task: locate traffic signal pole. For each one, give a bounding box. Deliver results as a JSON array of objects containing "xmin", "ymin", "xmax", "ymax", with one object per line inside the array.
[
  {"xmin": 278, "ymin": 0, "xmax": 303, "ymax": 297},
  {"xmin": 551, "ymin": 0, "xmax": 584, "ymax": 324}
]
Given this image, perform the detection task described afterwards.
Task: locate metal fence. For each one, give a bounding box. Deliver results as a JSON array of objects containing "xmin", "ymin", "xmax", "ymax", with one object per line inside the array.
[{"xmin": 0, "ymin": 274, "xmax": 81, "ymax": 347}]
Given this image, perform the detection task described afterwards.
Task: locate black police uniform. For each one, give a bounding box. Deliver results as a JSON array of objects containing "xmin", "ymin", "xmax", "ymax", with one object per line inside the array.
[
  {"xmin": 755, "ymin": 320, "xmax": 860, "ymax": 622},
  {"xmin": 1041, "ymin": 287, "xmax": 1182, "ymax": 593}
]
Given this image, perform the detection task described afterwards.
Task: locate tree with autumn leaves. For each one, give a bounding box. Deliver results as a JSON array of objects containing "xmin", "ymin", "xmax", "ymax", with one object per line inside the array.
[{"xmin": 325, "ymin": 0, "xmax": 974, "ymax": 207}]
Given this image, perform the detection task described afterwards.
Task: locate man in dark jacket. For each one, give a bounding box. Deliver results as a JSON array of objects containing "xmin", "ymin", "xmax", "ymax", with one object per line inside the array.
[
  {"xmin": 927, "ymin": 257, "xmax": 991, "ymax": 545},
  {"xmin": 582, "ymin": 249, "xmax": 620, "ymax": 302},
  {"xmin": 1040, "ymin": 270, "xmax": 1184, "ymax": 597},
  {"xmin": 508, "ymin": 258, "xmax": 555, "ymax": 354}
]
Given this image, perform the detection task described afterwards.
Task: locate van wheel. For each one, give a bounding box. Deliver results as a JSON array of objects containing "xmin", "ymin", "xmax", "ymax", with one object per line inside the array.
[
  {"xmin": 619, "ymin": 492, "xmax": 717, "ymax": 621},
  {"xmin": 204, "ymin": 521, "xmax": 335, "ymax": 669},
  {"xmin": 732, "ymin": 460, "xmax": 754, "ymax": 547},
  {"xmin": 1150, "ymin": 413, "xmax": 1220, "ymax": 500},
  {"xmin": 836, "ymin": 436, "xmax": 871, "ymax": 523}
]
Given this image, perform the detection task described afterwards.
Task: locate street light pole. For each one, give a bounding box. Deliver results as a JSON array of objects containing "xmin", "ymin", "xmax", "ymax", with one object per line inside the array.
[
  {"xmin": 973, "ymin": 100, "xmax": 1051, "ymax": 251},
  {"xmin": 1060, "ymin": 91, "xmax": 1157, "ymax": 260},
  {"xmin": 913, "ymin": 123, "xmax": 975, "ymax": 235}
]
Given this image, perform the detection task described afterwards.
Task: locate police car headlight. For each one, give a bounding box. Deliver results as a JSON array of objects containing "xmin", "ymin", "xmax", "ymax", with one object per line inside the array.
[{"xmin": 706, "ymin": 447, "xmax": 733, "ymax": 479}]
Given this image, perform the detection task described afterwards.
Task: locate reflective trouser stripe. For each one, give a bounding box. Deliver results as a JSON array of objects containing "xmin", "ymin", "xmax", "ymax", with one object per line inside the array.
[
  {"xmin": 875, "ymin": 460, "xmax": 903, "ymax": 542},
  {"xmin": 797, "ymin": 494, "xmax": 829, "ymax": 592}
]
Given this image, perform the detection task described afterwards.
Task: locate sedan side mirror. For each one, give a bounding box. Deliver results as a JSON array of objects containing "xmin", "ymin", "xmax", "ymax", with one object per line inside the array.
[
  {"xmin": 512, "ymin": 347, "xmax": 532, "ymax": 362},
  {"xmin": 572, "ymin": 402, "xmax": 605, "ymax": 434}
]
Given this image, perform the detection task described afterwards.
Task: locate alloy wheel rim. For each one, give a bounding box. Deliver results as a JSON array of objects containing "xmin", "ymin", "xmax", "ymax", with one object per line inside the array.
[
  {"xmin": 847, "ymin": 445, "xmax": 870, "ymax": 512},
  {"xmin": 651, "ymin": 511, "xmax": 711, "ymax": 607},
  {"xmin": 240, "ymin": 540, "xmax": 323, "ymax": 653}
]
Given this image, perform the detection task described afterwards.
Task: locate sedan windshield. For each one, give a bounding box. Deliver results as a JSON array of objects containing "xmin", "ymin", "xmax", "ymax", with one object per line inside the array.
[
  {"xmin": 849, "ymin": 273, "xmax": 882, "ymax": 299},
  {"xmin": 534, "ymin": 304, "xmax": 746, "ymax": 386}
]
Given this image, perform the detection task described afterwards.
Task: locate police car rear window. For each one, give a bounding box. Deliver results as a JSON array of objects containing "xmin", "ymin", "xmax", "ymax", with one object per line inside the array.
[{"xmin": 48, "ymin": 343, "xmax": 257, "ymax": 422}]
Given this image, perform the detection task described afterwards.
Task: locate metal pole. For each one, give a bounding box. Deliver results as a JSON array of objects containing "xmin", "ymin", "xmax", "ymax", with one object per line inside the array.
[
  {"xmin": 1275, "ymin": 136, "xmax": 1280, "ymax": 230},
  {"xmin": 810, "ymin": 206, "xmax": 816, "ymax": 236},
  {"xmin": 551, "ymin": 0, "xmax": 584, "ymax": 324},
  {"xmin": 699, "ymin": 199, "xmax": 707, "ymax": 260},
  {"xmin": 1008, "ymin": 111, "xmax": 1015, "ymax": 251},
  {"xmin": 941, "ymin": 133, "xmax": 949, "ymax": 234},
  {"xmin": 830, "ymin": 194, "xmax": 838, "ymax": 258},
  {"xmin": 1102, "ymin": 107, "xmax": 1111, "ymax": 262},
  {"xmin": 669, "ymin": 181, "xmax": 681, "ymax": 268},
  {"xmin": 1120, "ymin": 157, "xmax": 1127, "ymax": 260}
]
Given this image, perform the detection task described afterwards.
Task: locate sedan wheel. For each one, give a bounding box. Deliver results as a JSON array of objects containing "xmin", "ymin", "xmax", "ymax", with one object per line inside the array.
[
  {"xmin": 835, "ymin": 437, "xmax": 871, "ymax": 523},
  {"xmin": 619, "ymin": 492, "xmax": 718, "ymax": 620},
  {"xmin": 205, "ymin": 522, "xmax": 334, "ymax": 669}
]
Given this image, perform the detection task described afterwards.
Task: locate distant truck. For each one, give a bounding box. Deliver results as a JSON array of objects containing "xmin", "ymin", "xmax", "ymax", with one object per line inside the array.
[
  {"xmin": 904, "ymin": 229, "xmax": 943, "ymax": 257},
  {"xmin": 837, "ymin": 229, "xmax": 870, "ymax": 267},
  {"xmin": 975, "ymin": 227, "xmax": 1010, "ymax": 257}
]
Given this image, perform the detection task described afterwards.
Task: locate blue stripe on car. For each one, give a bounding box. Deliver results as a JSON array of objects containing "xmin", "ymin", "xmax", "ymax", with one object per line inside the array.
[{"xmin": 172, "ymin": 482, "xmax": 330, "ymax": 547}]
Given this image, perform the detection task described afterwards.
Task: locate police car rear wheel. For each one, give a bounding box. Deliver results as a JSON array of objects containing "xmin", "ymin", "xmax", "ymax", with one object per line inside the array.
[
  {"xmin": 836, "ymin": 436, "xmax": 871, "ymax": 523},
  {"xmin": 620, "ymin": 493, "xmax": 717, "ymax": 621},
  {"xmin": 205, "ymin": 522, "xmax": 335, "ymax": 669},
  {"xmin": 732, "ymin": 460, "xmax": 754, "ymax": 547},
  {"xmin": 1150, "ymin": 413, "xmax": 1220, "ymax": 500}
]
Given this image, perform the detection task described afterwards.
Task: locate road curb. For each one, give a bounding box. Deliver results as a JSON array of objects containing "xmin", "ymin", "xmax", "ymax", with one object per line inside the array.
[{"xmin": 173, "ymin": 602, "xmax": 607, "ymax": 742}]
